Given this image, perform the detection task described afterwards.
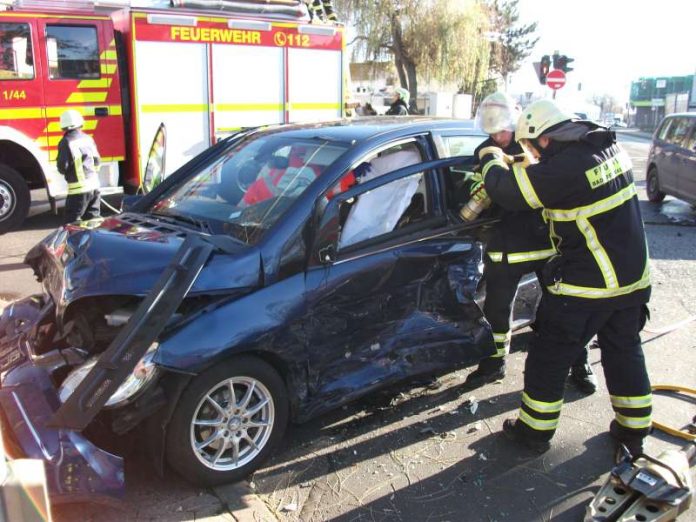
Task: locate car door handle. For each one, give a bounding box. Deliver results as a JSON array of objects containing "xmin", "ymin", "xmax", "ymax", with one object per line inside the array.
[{"xmin": 94, "ymin": 107, "xmax": 109, "ymax": 117}]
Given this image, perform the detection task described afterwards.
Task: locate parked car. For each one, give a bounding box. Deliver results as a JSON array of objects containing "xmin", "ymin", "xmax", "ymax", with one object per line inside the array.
[
  {"xmin": 0, "ymin": 118, "xmax": 541, "ymax": 504},
  {"xmin": 646, "ymin": 113, "xmax": 696, "ymax": 204}
]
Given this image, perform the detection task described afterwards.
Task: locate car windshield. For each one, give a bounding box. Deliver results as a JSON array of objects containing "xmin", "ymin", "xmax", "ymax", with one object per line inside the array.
[{"xmin": 147, "ymin": 133, "xmax": 350, "ymax": 243}]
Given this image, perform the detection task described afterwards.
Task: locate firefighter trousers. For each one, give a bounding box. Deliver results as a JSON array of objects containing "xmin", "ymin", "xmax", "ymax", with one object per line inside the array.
[
  {"xmin": 516, "ymin": 295, "xmax": 652, "ymax": 444},
  {"xmin": 483, "ymin": 259, "xmax": 588, "ymax": 367},
  {"xmin": 64, "ymin": 190, "xmax": 101, "ymax": 224}
]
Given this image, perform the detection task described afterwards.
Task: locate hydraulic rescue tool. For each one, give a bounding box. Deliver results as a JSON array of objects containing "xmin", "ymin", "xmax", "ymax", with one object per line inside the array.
[{"xmin": 586, "ymin": 384, "xmax": 696, "ymax": 521}]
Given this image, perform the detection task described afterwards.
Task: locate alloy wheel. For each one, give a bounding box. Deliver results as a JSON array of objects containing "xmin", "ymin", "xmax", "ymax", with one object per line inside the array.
[{"xmin": 190, "ymin": 377, "xmax": 275, "ymax": 471}]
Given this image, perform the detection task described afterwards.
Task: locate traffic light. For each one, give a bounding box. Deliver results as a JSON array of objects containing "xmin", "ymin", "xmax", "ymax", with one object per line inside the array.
[
  {"xmin": 538, "ymin": 55, "xmax": 551, "ymax": 84},
  {"xmin": 552, "ymin": 53, "xmax": 561, "ymax": 70},
  {"xmin": 557, "ymin": 55, "xmax": 574, "ymax": 73}
]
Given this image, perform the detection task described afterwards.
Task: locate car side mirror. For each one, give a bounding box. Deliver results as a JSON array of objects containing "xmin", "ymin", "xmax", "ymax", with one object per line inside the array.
[
  {"xmin": 318, "ymin": 243, "xmax": 336, "ymax": 264},
  {"xmin": 314, "ymin": 197, "xmax": 340, "ymax": 265},
  {"xmin": 121, "ymin": 194, "xmax": 143, "ymax": 212}
]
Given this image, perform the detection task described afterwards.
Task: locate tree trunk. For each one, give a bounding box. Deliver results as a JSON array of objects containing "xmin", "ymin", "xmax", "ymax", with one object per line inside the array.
[
  {"xmin": 394, "ymin": 54, "xmax": 408, "ymax": 93},
  {"xmin": 390, "ymin": 13, "xmax": 418, "ymax": 113},
  {"xmin": 404, "ymin": 59, "xmax": 418, "ymax": 113}
]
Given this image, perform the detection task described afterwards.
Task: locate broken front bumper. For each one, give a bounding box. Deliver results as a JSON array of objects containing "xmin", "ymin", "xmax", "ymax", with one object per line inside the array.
[{"xmin": 0, "ymin": 299, "xmax": 124, "ymax": 505}]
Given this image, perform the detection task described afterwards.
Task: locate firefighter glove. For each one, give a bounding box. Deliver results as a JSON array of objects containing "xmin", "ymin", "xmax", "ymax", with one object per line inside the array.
[
  {"xmin": 478, "ymin": 146, "xmax": 515, "ymax": 165},
  {"xmin": 469, "ymin": 172, "xmax": 488, "ymax": 203}
]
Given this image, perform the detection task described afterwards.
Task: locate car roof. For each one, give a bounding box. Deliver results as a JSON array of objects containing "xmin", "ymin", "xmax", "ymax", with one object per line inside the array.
[
  {"xmin": 663, "ymin": 113, "xmax": 696, "ymax": 119},
  {"xmin": 253, "ymin": 117, "xmax": 484, "ymax": 144}
]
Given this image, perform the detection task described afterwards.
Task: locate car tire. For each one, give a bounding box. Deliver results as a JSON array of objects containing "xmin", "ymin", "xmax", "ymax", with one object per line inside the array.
[
  {"xmin": 165, "ymin": 355, "xmax": 289, "ymax": 486},
  {"xmin": 0, "ymin": 164, "xmax": 30, "ymax": 234},
  {"xmin": 646, "ymin": 167, "xmax": 665, "ymax": 203}
]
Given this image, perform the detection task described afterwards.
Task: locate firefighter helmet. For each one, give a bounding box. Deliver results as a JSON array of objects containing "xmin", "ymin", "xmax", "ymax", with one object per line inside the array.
[
  {"xmin": 394, "ymin": 87, "xmax": 410, "ymax": 104},
  {"xmin": 60, "ymin": 110, "xmax": 84, "ymax": 130},
  {"xmin": 476, "ymin": 92, "xmax": 519, "ymax": 135},
  {"xmin": 515, "ymin": 100, "xmax": 575, "ymax": 141}
]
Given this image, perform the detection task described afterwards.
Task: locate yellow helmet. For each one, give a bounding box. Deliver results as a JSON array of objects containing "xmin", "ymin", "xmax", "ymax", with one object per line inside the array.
[
  {"xmin": 59, "ymin": 109, "xmax": 84, "ymax": 130},
  {"xmin": 476, "ymin": 92, "xmax": 518, "ymax": 134},
  {"xmin": 515, "ymin": 99, "xmax": 574, "ymax": 141}
]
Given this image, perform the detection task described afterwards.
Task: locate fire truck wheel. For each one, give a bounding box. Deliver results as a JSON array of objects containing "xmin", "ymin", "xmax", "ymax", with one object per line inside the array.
[{"xmin": 0, "ymin": 164, "xmax": 30, "ymax": 234}]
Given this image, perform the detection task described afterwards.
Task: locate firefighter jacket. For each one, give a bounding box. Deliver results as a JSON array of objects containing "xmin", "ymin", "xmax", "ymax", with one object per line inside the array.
[
  {"xmin": 57, "ymin": 129, "xmax": 101, "ymax": 195},
  {"xmin": 481, "ymin": 122, "xmax": 650, "ymax": 310},
  {"xmin": 473, "ymin": 136, "xmax": 555, "ymax": 265}
]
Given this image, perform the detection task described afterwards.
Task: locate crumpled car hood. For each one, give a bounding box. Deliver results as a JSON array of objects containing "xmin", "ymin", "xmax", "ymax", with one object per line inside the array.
[{"xmin": 24, "ymin": 214, "xmax": 260, "ymax": 319}]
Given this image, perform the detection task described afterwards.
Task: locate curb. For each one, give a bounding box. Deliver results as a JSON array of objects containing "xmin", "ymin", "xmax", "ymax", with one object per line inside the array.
[{"xmin": 213, "ymin": 483, "xmax": 277, "ymax": 522}]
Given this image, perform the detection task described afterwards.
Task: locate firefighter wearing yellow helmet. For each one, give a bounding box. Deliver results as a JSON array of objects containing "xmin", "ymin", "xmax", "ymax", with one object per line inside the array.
[
  {"xmin": 478, "ymin": 99, "xmax": 652, "ymax": 458},
  {"xmin": 463, "ymin": 93, "xmax": 596, "ymax": 394},
  {"xmin": 57, "ymin": 110, "xmax": 102, "ymax": 224}
]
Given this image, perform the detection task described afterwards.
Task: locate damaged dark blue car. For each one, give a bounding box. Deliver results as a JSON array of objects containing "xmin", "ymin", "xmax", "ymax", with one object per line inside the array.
[{"xmin": 0, "ymin": 118, "xmax": 540, "ymax": 504}]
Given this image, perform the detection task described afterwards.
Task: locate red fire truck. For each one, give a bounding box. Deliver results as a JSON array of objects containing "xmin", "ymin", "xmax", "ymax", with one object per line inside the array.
[{"xmin": 0, "ymin": 0, "xmax": 345, "ymax": 232}]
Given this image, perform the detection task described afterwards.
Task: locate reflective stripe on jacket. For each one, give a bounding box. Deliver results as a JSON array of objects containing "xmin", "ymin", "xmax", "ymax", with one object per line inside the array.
[
  {"xmin": 57, "ymin": 129, "xmax": 101, "ymax": 195},
  {"xmin": 473, "ymin": 136, "xmax": 555, "ymax": 265},
  {"xmin": 481, "ymin": 125, "xmax": 650, "ymax": 309}
]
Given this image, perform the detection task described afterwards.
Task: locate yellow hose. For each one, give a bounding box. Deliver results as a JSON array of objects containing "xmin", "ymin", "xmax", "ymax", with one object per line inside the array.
[{"xmin": 651, "ymin": 385, "xmax": 696, "ymax": 441}]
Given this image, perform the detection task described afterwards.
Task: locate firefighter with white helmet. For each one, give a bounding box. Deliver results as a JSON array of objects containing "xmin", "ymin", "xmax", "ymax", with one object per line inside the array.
[
  {"xmin": 478, "ymin": 99, "xmax": 652, "ymax": 457},
  {"xmin": 385, "ymin": 87, "xmax": 410, "ymax": 116},
  {"xmin": 57, "ymin": 110, "xmax": 102, "ymax": 223},
  {"xmin": 462, "ymin": 93, "xmax": 596, "ymax": 394}
]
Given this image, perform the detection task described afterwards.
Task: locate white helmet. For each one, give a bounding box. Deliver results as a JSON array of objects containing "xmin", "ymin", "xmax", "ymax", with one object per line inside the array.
[
  {"xmin": 476, "ymin": 92, "xmax": 519, "ymax": 134},
  {"xmin": 394, "ymin": 87, "xmax": 410, "ymax": 104},
  {"xmin": 60, "ymin": 110, "xmax": 84, "ymax": 130},
  {"xmin": 515, "ymin": 99, "xmax": 575, "ymax": 141}
]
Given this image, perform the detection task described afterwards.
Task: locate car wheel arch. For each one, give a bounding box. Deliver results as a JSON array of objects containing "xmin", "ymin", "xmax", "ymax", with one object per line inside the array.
[{"xmin": 180, "ymin": 346, "xmax": 306, "ymax": 420}]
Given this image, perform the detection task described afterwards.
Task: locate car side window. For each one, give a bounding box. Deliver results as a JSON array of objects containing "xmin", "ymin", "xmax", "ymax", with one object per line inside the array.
[
  {"xmin": 684, "ymin": 123, "xmax": 696, "ymax": 152},
  {"xmin": 657, "ymin": 119, "xmax": 673, "ymax": 141},
  {"xmin": 666, "ymin": 118, "xmax": 691, "ymax": 147},
  {"xmin": 332, "ymin": 142, "xmax": 431, "ymax": 250},
  {"xmin": 436, "ymin": 134, "xmax": 486, "ymax": 210}
]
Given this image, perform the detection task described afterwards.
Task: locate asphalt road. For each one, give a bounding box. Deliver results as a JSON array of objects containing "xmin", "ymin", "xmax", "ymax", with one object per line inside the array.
[{"xmin": 2, "ymin": 132, "xmax": 695, "ymax": 522}]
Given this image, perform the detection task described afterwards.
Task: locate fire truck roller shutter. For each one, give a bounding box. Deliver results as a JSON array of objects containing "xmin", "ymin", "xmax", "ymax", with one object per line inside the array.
[
  {"xmin": 211, "ymin": 44, "xmax": 284, "ymax": 136},
  {"xmin": 287, "ymin": 47, "xmax": 342, "ymax": 123},
  {"xmin": 134, "ymin": 40, "xmax": 210, "ymax": 180}
]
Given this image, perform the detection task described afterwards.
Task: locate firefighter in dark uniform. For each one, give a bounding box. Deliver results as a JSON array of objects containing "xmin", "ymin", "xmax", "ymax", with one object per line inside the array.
[
  {"xmin": 57, "ymin": 109, "xmax": 102, "ymax": 224},
  {"xmin": 478, "ymin": 99, "xmax": 652, "ymax": 456},
  {"xmin": 463, "ymin": 93, "xmax": 596, "ymax": 394}
]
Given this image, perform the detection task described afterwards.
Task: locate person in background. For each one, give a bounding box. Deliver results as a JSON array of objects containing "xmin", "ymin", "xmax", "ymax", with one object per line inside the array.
[
  {"xmin": 57, "ymin": 110, "xmax": 102, "ymax": 224},
  {"xmin": 385, "ymin": 87, "xmax": 410, "ymax": 116}
]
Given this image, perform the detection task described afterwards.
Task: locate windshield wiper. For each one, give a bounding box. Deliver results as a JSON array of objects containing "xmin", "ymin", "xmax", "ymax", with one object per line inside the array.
[{"xmin": 150, "ymin": 211, "xmax": 212, "ymax": 233}]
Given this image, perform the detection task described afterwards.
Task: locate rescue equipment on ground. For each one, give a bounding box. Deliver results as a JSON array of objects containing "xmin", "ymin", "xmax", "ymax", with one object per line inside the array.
[
  {"xmin": 585, "ymin": 443, "xmax": 694, "ymax": 521},
  {"xmin": 587, "ymin": 385, "xmax": 696, "ymax": 520}
]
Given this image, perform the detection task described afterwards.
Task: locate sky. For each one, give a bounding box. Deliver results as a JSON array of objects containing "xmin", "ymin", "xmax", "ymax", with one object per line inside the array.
[{"xmin": 509, "ymin": 0, "xmax": 696, "ymax": 106}]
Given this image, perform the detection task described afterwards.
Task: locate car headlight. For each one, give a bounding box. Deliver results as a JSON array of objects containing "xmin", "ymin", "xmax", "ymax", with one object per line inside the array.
[{"xmin": 58, "ymin": 344, "xmax": 160, "ymax": 409}]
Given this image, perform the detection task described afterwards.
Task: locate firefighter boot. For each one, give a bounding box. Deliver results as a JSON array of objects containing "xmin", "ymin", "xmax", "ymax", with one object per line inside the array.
[
  {"xmin": 463, "ymin": 357, "xmax": 506, "ymax": 390},
  {"xmin": 610, "ymin": 420, "xmax": 645, "ymax": 463},
  {"xmin": 502, "ymin": 419, "xmax": 551, "ymax": 454},
  {"xmin": 569, "ymin": 362, "xmax": 598, "ymax": 394}
]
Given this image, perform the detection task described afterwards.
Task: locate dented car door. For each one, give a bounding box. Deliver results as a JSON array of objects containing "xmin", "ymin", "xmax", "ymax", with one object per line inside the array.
[{"xmin": 303, "ymin": 156, "xmax": 496, "ymax": 413}]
